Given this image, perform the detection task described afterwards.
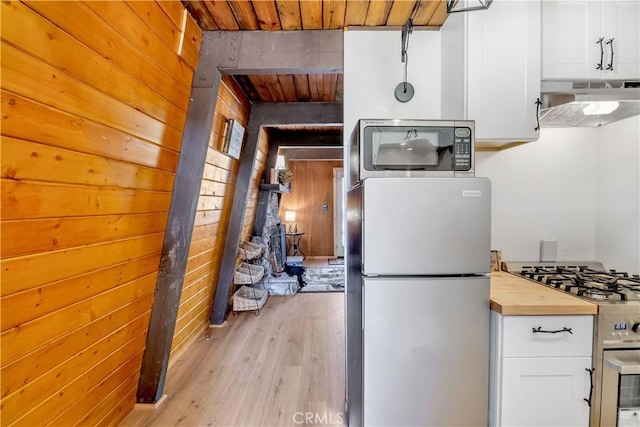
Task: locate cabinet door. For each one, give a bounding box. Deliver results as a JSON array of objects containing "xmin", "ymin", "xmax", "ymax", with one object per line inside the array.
[
  {"xmin": 601, "ymin": 0, "xmax": 640, "ymax": 79},
  {"xmin": 466, "ymin": 0, "xmax": 540, "ymax": 141},
  {"xmin": 541, "ymin": 1, "xmax": 602, "ymax": 80},
  {"xmin": 500, "ymin": 357, "xmax": 592, "ymax": 426}
]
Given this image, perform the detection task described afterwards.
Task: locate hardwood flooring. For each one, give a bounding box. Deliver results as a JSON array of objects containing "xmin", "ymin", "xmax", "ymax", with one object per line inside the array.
[{"xmin": 120, "ymin": 293, "xmax": 346, "ymax": 427}]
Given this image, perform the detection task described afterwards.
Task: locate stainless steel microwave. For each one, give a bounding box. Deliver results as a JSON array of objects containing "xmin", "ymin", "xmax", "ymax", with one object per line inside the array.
[{"xmin": 349, "ymin": 119, "xmax": 475, "ymax": 187}]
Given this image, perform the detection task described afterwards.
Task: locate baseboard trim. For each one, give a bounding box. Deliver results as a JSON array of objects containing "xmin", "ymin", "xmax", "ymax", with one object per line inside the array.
[
  {"xmin": 134, "ymin": 394, "xmax": 168, "ymax": 410},
  {"xmin": 209, "ymin": 320, "xmax": 228, "ymax": 328}
]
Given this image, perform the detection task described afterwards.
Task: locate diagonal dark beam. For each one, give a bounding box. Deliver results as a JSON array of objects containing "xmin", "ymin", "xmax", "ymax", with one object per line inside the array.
[
  {"xmin": 211, "ymin": 102, "xmax": 343, "ymax": 325},
  {"xmin": 136, "ymin": 32, "xmax": 237, "ymax": 404}
]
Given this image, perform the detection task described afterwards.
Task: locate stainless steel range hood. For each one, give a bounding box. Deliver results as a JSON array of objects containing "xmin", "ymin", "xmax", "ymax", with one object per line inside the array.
[{"xmin": 540, "ymin": 80, "xmax": 640, "ymax": 127}]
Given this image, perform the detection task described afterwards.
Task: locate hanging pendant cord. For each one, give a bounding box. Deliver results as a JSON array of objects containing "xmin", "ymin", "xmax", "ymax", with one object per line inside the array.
[
  {"xmin": 403, "ymin": 48, "xmax": 410, "ymax": 92},
  {"xmin": 401, "ymin": 18, "xmax": 413, "ymax": 92}
]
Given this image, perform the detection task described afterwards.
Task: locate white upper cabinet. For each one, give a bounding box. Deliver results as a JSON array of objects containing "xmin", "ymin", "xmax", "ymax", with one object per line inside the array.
[
  {"xmin": 441, "ymin": 0, "xmax": 541, "ymax": 148},
  {"xmin": 542, "ymin": 0, "xmax": 640, "ymax": 80}
]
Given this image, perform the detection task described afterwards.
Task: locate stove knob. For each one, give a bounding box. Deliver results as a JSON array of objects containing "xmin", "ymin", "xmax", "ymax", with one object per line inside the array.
[{"xmin": 633, "ymin": 323, "xmax": 640, "ymax": 334}]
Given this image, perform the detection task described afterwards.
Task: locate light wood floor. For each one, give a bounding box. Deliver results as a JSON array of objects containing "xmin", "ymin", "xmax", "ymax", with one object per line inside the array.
[{"xmin": 120, "ymin": 292, "xmax": 346, "ymax": 427}]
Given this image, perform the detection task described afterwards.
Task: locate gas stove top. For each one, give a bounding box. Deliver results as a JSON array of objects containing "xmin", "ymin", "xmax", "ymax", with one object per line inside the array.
[{"xmin": 505, "ymin": 262, "xmax": 640, "ymax": 304}]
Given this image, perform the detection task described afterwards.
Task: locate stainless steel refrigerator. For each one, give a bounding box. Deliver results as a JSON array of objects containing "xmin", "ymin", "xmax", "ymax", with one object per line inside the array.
[{"xmin": 346, "ymin": 177, "xmax": 491, "ymax": 426}]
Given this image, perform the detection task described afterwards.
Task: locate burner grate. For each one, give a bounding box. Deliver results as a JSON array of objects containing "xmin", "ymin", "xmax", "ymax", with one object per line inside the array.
[{"xmin": 517, "ymin": 265, "xmax": 639, "ymax": 302}]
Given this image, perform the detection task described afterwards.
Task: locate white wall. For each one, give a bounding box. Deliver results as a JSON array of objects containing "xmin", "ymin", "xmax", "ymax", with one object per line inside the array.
[
  {"xmin": 343, "ymin": 29, "xmax": 442, "ymax": 136},
  {"xmin": 477, "ymin": 119, "xmax": 640, "ymax": 273},
  {"xmin": 595, "ymin": 115, "xmax": 640, "ymax": 273},
  {"xmin": 476, "ymin": 128, "xmax": 600, "ymax": 262}
]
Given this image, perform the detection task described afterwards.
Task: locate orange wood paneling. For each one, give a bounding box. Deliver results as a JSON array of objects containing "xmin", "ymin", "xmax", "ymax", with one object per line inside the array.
[
  {"xmin": 1, "ymin": 294, "xmax": 153, "ymax": 401},
  {"xmin": 324, "ymin": 0, "xmax": 347, "ymax": 29},
  {"xmin": 1, "ymin": 137, "xmax": 175, "ymax": 191},
  {"xmin": 228, "ymin": 1, "xmax": 261, "ymax": 30},
  {"xmin": 345, "ymin": 0, "xmax": 370, "ymax": 26},
  {"xmin": 22, "ymin": 1, "xmax": 192, "ymax": 108},
  {"xmin": 2, "ymin": 1, "xmax": 187, "ymax": 131},
  {"xmin": 277, "ymin": 0, "xmax": 303, "ymax": 30},
  {"xmin": 127, "ymin": 1, "xmax": 182, "ymax": 52},
  {"xmin": 1, "ymin": 213, "xmax": 168, "ymax": 258},
  {"xmin": 0, "ymin": 91, "xmax": 180, "ymax": 172},
  {"xmin": 2, "ymin": 43, "xmax": 183, "ymax": 151},
  {"xmin": 157, "ymin": 0, "xmax": 186, "ymax": 30},
  {"xmin": 299, "ymin": 0, "xmax": 323, "ymax": 29},
  {"xmin": 182, "ymin": 11, "xmax": 202, "ymax": 69},
  {"xmin": 204, "ymin": 0, "xmax": 240, "ymax": 30},
  {"xmin": 279, "ymin": 160, "xmax": 344, "ymax": 257},
  {"xmin": 253, "ymin": 0, "xmax": 282, "ymax": 30},
  {"xmin": 0, "ymin": 1, "xmax": 200, "ymax": 425},
  {"xmin": 364, "ymin": 0, "xmax": 393, "ymax": 25},
  {"xmin": 1, "ymin": 254, "xmax": 160, "ymax": 331}
]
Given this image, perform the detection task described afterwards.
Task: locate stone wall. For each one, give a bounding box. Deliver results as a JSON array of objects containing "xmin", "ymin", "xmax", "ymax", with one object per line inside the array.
[{"xmin": 251, "ymin": 192, "xmax": 298, "ymax": 295}]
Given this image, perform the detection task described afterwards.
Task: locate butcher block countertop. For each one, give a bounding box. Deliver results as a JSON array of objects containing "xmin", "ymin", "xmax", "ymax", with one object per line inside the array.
[{"xmin": 490, "ymin": 271, "xmax": 598, "ymax": 316}]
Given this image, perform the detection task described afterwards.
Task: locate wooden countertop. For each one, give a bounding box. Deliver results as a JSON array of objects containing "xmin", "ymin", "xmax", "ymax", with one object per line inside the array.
[{"xmin": 490, "ymin": 271, "xmax": 598, "ymax": 316}]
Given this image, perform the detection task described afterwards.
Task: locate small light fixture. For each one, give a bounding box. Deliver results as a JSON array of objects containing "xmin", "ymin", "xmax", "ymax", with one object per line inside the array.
[
  {"xmin": 275, "ymin": 154, "xmax": 286, "ymax": 170},
  {"xmin": 395, "ymin": 18, "xmax": 415, "ymax": 103},
  {"xmin": 284, "ymin": 211, "xmax": 297, "ymax": 232},
  {"xmin": 582, "ymin": 101, "xmax": 620, "ymax": 115},
  {"xmin": 447, "ymin": 0, "xmax": 493, "ymax": 13}
]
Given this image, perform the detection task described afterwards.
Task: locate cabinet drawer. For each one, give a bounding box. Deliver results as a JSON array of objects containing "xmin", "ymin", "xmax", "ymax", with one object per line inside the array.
[{"xmin": 502, "ymin": 315, "xmax": 593, "ymax": 358}]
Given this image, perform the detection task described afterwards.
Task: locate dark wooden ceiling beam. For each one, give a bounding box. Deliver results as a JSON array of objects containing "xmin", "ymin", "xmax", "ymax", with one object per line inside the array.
[
  {"xmin": 215, "ymin": 30, "xmax": 343, "ymax": 75},
  {"xmin": 270, "ymin": 129, "xmax": 343, "ymax": 146}
]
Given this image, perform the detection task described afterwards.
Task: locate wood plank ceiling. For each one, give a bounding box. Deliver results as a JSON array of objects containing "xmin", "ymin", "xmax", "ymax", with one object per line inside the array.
[{"xmin": 182, "ymin": 1, "xmax": 449, "ymax": 103}]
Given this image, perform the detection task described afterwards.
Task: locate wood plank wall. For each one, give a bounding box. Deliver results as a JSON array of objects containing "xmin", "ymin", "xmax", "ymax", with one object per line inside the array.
[
  {"xmin": 279, "ymin": 160, "xmax": 343, "ymax": 257},
  {"xmin": 0, "ymin": 1, "xmax": 200, "ymax": 425},
  {"xmin": 170, "ymin": 76, "xmax": 268, "ymax": 361},
  {"xmin": 241, "ymin": 128, "xmax": 269, "ymax": 241}
]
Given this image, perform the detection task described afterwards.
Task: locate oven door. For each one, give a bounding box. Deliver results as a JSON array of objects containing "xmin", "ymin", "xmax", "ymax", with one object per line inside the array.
[{"xmin": 602, "ymin": 350, "xmax": 640, "ymax": 427}]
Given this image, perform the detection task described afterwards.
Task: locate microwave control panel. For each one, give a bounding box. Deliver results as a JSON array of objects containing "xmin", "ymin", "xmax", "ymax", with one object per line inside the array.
[{"xmin": 453, "ymin": 127, "xmax": 472, "ymax": 171}]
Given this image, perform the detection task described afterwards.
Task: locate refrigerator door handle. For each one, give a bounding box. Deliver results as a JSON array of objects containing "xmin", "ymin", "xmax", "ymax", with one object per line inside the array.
[{"xmin": 361, "ymin": 285, "xmax": 365, "ymax": 330}]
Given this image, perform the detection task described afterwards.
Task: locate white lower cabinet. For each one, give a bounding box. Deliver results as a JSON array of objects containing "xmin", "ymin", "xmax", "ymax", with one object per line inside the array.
[
  {"xmin": 490, "ymin": 312, "xmax": 594, "ymax": 426},
  {"xmin": 501, "ymin": 357, "xmax": 592, "ymax": 426}
]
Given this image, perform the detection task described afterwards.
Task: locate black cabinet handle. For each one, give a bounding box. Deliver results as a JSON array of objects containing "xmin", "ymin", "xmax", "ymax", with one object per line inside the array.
[
  {"xmin": 534, "ymin": 98, "xmax": 542, "ymax": 131},
  {"xmin": 606, "ymin": 38, "xmax": 615, "ymax": 71},
  {"xmin": 584, "ymin": 368, "xmax": 594, "ymax": 407},
  {"xmin": 596, "ymin": 37, "xmax": 604, "ymax": 70},
  {"xmin": 532, "ymin": 326, "xmax": 573, "ymax": 334}
]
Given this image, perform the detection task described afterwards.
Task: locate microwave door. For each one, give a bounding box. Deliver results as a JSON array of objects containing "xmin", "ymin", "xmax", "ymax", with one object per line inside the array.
[{"xmin": 374, "ymin": 138, "xmax": 439, "ymax": 169}]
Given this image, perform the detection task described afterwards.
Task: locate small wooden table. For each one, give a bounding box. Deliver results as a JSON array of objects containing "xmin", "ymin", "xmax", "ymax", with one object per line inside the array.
[{"xmin": 285, "ymin": 232, "xmax": 305, "ymax": 257}]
